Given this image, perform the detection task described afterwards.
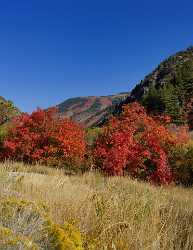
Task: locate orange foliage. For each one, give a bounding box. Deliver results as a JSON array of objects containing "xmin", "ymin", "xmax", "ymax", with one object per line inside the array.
[
  {"xmin": 94, "ymin": 102, "xmax": 188, "ymax": 184},
  {"xmin": 1, "ymin": 108, "xmax": 86, "ymax": 167}
]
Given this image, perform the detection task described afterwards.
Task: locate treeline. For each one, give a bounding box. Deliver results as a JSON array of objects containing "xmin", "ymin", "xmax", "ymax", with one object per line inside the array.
[
  {"xmin": 115, "ymin": 47, "xmax": 193, "ymax": 129},
  {"xmin": 142, "ymin": 59, "xmax": 193, "ymax": 127},
  {"xmin": 0, "ymin": 103, "xmax": 193, "ymax": 186}
]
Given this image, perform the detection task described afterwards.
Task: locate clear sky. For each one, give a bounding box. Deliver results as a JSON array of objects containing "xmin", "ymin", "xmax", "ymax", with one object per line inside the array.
[{"xmin": 1, "ymin": 0, "xmax": 193, "ymax": 112}]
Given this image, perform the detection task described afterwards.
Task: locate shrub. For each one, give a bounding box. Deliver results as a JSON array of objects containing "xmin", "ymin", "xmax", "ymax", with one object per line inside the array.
[
  {"xmin": 0, "ymin": 226, "xmax": 38, "ymax": 249},
  {"xmin": 1, "ymin": 108, "xmax": 86, "ymax": 168},
  {"xmin": 0, "ymin": 100, "xmax": 19, "ymax": 126},
  {"xmin": 48, "ymin": 222, "xmax": 83, "ymax": 250},
  {"xmin": 93, "ymin": 102, "xmax": 186, "ymax": 185},
  {"xmin": 85, "ymin": 127, "xmax": 102, "ymax": 146},
  {"xmin": 0, "ymin": 198, "xmax": 84, "ymax": 250},
  {"xmin": 169, "ymin": 142, "xmax": 193, "ymax": 186},
  {"xmin": 0, "ymin": 125, "xmax": 8, "ymax": 150}
]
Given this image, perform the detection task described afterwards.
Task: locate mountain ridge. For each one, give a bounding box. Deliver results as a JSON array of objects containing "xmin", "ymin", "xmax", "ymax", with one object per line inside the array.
[
  {"xmin": 55, "ymin": 93, "xmax": 129, "ymax": 127},
  {"xmin": 113, "ymin": 46, "xmax": 193, "ymax": 127}
]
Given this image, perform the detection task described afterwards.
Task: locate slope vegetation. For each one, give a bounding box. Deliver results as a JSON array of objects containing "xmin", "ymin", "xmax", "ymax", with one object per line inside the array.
[
  {"xmin": 0, "ymin": 96, "xmax": 20, "ymax": 126},
  {"xmin": 115, "ymin": 46, "xmax": 193, "ymax": 127},
  {"xmin": 56, "ymin": 93, "xmax": 128, "ymax": 127}
]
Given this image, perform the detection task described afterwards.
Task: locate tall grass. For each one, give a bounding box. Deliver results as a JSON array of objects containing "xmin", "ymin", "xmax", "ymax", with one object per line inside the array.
[{"xmin": 1, "ymin": 161, "xmax": 193, "ymax": 249}]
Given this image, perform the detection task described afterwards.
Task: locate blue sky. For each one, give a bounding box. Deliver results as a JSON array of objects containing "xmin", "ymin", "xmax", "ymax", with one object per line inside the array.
[{"xmin": 1, "ymin": 0, "xmax": 193, "ymax": 112}]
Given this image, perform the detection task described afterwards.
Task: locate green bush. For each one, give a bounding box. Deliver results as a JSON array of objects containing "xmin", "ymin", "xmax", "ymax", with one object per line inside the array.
[
  {"xmin": 0, "ymin": 199, "xmax": 84, "ymax": 250},
  {"xmin": 85, "ymin": 127, "xmax": 102, "ymax": 146},
  {"xmin": 0, "ymin": 124, "xmax": 8, "ymax": 149},
  {"xmin": 169, "ymin": 142, "xmax": 193, "ymax": 186}
]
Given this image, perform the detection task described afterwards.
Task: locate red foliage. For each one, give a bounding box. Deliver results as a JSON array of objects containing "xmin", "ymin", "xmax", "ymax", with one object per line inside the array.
[
  {"xmin": 94, "ymin": 102, "xmax": 186, "ymax": 185},
  {"xmin": 1, "ymin": 108, "xmax": 86, "ymax": 166}
]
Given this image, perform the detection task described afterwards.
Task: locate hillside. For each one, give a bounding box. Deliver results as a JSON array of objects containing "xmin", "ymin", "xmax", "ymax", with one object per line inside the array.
[
  {"xmin": 115, "ymin": 46, "xmax": 193, "ymax": 127},
  {"xmin": 0, "ymin": 96, "xmax": 20, "ymax": 126},
  {"xmin": 56, "ymin": 93, "xmax": 128, "ymax": 127}
]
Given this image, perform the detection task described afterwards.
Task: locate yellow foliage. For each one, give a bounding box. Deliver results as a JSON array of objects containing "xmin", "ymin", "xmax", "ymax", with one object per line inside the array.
[
  {"xmin": 47, "ymin": 222, "xmax": 83, "ymax": 250},
  {"xmin": 0, "ymin": 226, "xmax": 38, "ymax": 250},
  {"xmin": 0, "ymin": 199, "xmax": 84, "ymax": 250}
]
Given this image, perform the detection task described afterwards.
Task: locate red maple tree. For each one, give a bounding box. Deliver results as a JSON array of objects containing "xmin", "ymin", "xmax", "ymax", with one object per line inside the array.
[
  {"xmin": 1, "ymin": 108, "xmax": 86, "ymax": 167},
  {"xmin": 94, "ymin": 102, "xmax": 187, "ymax": 184}
]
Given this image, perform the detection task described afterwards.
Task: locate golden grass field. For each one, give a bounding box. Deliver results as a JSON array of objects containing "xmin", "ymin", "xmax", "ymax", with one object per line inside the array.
[{"xmin": 1, "ymin": 162, "xmax": 193, "ymax": 249}]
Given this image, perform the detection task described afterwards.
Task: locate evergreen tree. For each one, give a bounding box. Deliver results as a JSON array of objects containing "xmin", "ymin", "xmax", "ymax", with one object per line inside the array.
[
  {"xmin": 142, "ymin": 85, "xmax": 164, "ymax": 114},
  {"xmin": 161, "ymin": 84, "xmax": 183, "ymax": 124},
  {"xmin": 176, "ymin": 61, "xmax": 193, "ymax": 127}
]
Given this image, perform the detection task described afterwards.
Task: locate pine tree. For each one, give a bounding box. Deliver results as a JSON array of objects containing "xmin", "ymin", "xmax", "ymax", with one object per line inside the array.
[
  {"xmin": 142, "ymin": 85, "xmax": 164, "ymax": 114},
  {"xmin": 177, "ymin": 61, "xmax": 193, "ymax": 127},
  {"xmin": 161, "ymin": 84, "xmax": 183, "ymax": 124}
]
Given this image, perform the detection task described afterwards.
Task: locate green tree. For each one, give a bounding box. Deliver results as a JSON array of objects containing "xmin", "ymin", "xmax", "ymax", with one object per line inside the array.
[
  {"xmin": 142, "ymin": 85, "xmax": 164, "ymax": 114},
  {"xmin": 0, "ymin": 100, "xmax": 19, "ymax": 126},
  {"xmin": 161, "ymin": 84, "xmax": 183, "ymax": 124}
]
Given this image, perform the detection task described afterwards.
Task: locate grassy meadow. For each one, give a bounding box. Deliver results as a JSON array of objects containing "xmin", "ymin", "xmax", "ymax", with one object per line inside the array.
[{"xmin": 0, "ymin": 162, "xmax": 193, "ymax": 249}]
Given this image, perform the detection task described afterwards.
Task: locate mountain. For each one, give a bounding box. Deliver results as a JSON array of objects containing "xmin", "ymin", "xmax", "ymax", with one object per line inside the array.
[
  {"xmin": 0, "ymin": 96, "xmax": 20, "ymax": 126},
  {"xmin": 115, "ymin": 46, "xmax": 193, "ymax": 127},
  {"xmin": 55, "ymin": 93, "xmax": 129, "ymax": 127}
]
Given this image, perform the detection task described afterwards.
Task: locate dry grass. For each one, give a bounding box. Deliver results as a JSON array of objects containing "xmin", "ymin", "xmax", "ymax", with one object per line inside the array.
[{"xmin": 1, "ymin": 161, "xmax": 193, "ymax": 249}]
